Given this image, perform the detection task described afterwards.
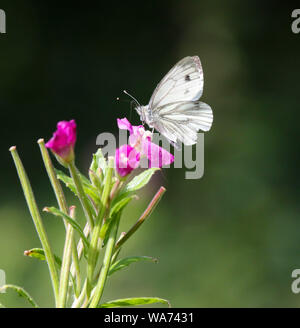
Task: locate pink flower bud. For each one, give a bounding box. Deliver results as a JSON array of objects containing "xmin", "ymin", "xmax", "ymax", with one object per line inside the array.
[{"xmin": 45, "ymin": 120, "xmax": 76, "ymax": 163}]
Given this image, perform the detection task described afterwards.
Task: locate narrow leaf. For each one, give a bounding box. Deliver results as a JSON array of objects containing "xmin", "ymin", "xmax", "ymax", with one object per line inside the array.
[
  {"xmin": 0, "ymin": 284, "xmax": 39, "ymax": 308},
  {"xmin": 89, "ymin": 169, "xmax": 102, "ymax": 190},
  {"xmin": 55, "ymin": 169, "xmax": 100, "ymax": 205},
  {"xmin": 24, "ymin": 249, "xmax": 76, "ymax": 290},
  {"xmin": 90, "ymin": 152, "xmax": 98, "ymax": 173},
  {"xmin": 101, "ymin": 192, "xmax": 135, "ymax": 245},
  {"xmin": 95, "ymin": 148, "xmax": 107, "ymax": 175},
  {"xmin": 115, "ymin": 186, "xmax": 166, "ymax": 252},
  {"xmin": 124, "ymin": 168, "xmax": 160, "ymax": 193},
  {"xmin": 44, "ymin": 207, "xmax": 89, "ymax": 251},
  {"xmin": 99, "ymin": 297, "xmax": 170, "ymax": 308},
  {"xmin": 110, "ymin": 194, "xmax": 137, "ymax": 218},
  {"xmin": 24, "ymin": 248, "xmax": 62, "ymax": 267},
  {"xmin": 108, "ymin": 256, "xmax": 158, "ymax": 276},
  {"xmin": 79, "ymin": 172, "xmax": 92, "ymax": 186},
  {"xmin": 100, "ymin": 216, "xmax": 115, "ymax": 241}
]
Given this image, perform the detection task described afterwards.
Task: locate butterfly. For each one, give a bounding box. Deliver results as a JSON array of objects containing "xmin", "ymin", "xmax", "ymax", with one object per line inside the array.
[{"xmin": 125, "ymin": 56, "xmax": 213, "ymax": 148}]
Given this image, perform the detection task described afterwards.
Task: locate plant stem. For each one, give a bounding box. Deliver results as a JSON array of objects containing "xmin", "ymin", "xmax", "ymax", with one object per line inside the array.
[
  {"xmin": 70, "ymin": 244, "xmax": 81, "ymax": 297},
  {"xmin": 9, "ymin": 146, "xmax": 59, "ymax": 306},
  {"xmin": 38, "ymin": 139, "xmax": 80, "ymax": 296},
  {"xmin": 57, "ymin": 206, "xmax": 75, "ymax": 307},
  {"xmin": 86, "ymin": 157, "xmax": 114, "ymax": 297},
  {"xmin": 114, "ymin": 186, "xmax": 166, "ymax": 252},
  {"xmin": 38, "ymin": 139, "xmax": 69, "ymax": 212},
  {"xmin": 71, "ymin": 280, "xmax": 87, "ymax": 308},
  {"xmin": 71, "ymin": 223, "xmax": 89, "ymax": 276},
  {"xmin": 68, "ymin": 160, "xmax": 94, "ymax": 230},
  {"xmin": 89, "ymin": 214, "xmax": 120, "ymax": 308}
]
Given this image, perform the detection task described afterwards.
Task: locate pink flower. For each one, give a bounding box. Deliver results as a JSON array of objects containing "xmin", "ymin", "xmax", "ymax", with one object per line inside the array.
[
  {"xmin": 115, "ymin": 144, "xmax": 140, "ymax": 177},
  {"xmin": 117, "ymin": 118, "xmax": 174, "ymax": 168},
  {"xmin": 142, "ymin": 138, "xmax": 174, "ymax": 168},
  {"xmin": 46, "ymin": 120, "xmax": 76, "ymax": 163}
]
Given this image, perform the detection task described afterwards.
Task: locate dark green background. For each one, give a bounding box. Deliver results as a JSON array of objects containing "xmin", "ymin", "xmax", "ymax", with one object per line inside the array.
[{"xmin": 1, "ymin": 0, "xmax": 300, "ymax": 307}]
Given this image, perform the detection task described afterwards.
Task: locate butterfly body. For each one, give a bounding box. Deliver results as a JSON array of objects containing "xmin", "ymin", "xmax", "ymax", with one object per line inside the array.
[
  {"xmin": 135, "ymin": 56, "xmax": 213, "ymax": 147},
  {"xmin": 135, "ymin": 105, "xmax": 154, "ymax": 127}
]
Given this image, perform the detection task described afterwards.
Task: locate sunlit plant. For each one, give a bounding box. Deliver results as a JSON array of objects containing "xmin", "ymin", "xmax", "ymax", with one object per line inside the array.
[{"xmin": 1, "ymin": 118, "xmax": 174, "ymax": 308}]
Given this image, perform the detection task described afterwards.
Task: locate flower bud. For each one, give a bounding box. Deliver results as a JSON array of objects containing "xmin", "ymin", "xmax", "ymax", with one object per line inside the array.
[{"xmin": 45, "ymin": 120, "xmax": 76, "ymax": 165}]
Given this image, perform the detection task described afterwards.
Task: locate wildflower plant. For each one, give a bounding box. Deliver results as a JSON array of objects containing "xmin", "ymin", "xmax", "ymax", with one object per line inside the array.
[{"xmin": 2, "ymin": 118, "xmax": 174, "ymax": 308}]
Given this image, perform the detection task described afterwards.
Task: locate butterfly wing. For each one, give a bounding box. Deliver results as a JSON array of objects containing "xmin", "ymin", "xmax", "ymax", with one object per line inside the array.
[
  {"xmin": 152, "ymin": 101, "xmax": 213, "ymax": 147},
  {"xmin": 149, "ymin": 56, "xmax": 204, "ymax": 110}
]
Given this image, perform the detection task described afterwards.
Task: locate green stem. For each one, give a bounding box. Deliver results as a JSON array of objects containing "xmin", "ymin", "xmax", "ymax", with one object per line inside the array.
[
  {"xmin": 38, "ymin": 139, "xmax": 68, "ymax": 213},
  {"xmin": 57, "ymin": 206, "xmax": 75, "ymax": 308},
  {"xmin": 81, "ymin": 295, "xmax": 90, "ymax": 308},
  {"xmin": 71, "ymin": 280, "xmax": 87, "ymax": 308},
  {"xmin": 114, "ymin": 186, "xmax": 166, "ymax": 252},
  {"xmin": 89, "ymin": 214, "xmax": 120, "ymax": 308},
  {"xmin": 71, "ymin": 243, "xmax": 81, "ymax": 297},
  {"xmin": 68, "ymin": 160, "xmax": 94, "ymax": 230},
  {"xmin": 9, "ymin": 146, "xmax": 59, "ymax": 306},
  {"xmin": 71, "ymin": 223, "xmax": 89, "ymax": 275},
  {"xmin": 86, "ymin": 157, "xmax": 114, "ymax": 297},
  {"xmin": 38, "ymin": 139, "xmax": 81, "ymax": 296}
]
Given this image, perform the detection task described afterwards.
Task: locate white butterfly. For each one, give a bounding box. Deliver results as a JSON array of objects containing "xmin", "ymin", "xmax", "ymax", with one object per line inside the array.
[{"xmin": 125, "ymin": 56, "xmax": 213, "ymax": 148}]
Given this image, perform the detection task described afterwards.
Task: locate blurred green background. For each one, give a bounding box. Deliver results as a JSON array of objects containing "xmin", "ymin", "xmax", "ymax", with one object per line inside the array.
[{"xmin": 1, "ymin": 0, "xmax": 300, "ymax": 307}]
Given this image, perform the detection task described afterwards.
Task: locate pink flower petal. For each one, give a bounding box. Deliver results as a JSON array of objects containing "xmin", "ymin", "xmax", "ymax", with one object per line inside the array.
[
  {"xmin": 132, "ymin": 125, "xmax": 144, "ymax": 136},
  {"xmin": 115, "ymin": 144, "xmax": 140, "ymax": 177},
  {"xmin": 45, "ymin": 119, "xmax": 76, "ymax": 162},
  {"xmin": 117, "ymin": 118, "xmax": 133, "ymax": 134},
  {"xmin": 142, "ymin": 139, "xmax": 174, "ymax": 168},
  {"xmin": 117, "ymin": 118, "xmax": 174, "ymax": 169}
]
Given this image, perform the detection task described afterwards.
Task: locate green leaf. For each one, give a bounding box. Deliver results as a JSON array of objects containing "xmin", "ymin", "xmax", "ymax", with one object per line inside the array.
[
  {"xmin": 79, "ymin": 172, "xmax": 92, "ymax": 186},
  {"xmin": 110, "ymin": 194, "xmax": 137, "ymax": 218},
  {"xmin": 24, "ymin": 248, "xmax": 62, "ymax": 268},
  {"xmin": 124, "ymin": 168, "xmax": 160, "ymax": 193},
  {"xmin": 100, "ymin": 217, "xmax": 114, "ymax": 241},
  {"xmin": 56, "ymin": 171, "xmax": 76, "ymax": 192},
  {"xmin": 100, "ymin": 192, "xmax": 137, "ymax": 242},
  {"xmin": 24, "ymin": 248, "xmax": 77, "ymax": 290},
  {"xmin": 108, "ymin": 256, "xmax": 158, "ymax": 276},
  {"xmin": 44, "ymin": 207, "xmax": 89, "ymax": 252},
  {"xmin": 0, "ymin": 284, "xmax": 39, "ymax": 308},
  {"xmin": 101, "ymin": 225, "xmax": 112, "ymax": 247},
  {"xmin": 89, "ymin": 169, "xmax": 102, "ymax": 190},
  {"xmin": 101, "ymin": 211, "xmax": 122, "ymax": 246},
  {"xmin": 95, "ymin": 148, "xmax": 107, "ymax": 175},
  {"xmin": 99, "ymin": 297, "xmax": 170, "ymax": 308},
  {"xmin": 55, "ymin": 169, "xmax": 100, "ymax": 206},
  {"xmin": 90, "ymin": 152, "xmax": 98, "ymax": 172}
]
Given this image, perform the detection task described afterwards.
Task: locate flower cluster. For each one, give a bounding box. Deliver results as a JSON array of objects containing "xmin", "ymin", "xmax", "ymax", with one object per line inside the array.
[
  {"xmin": 8, "ymin": 117, "xmax": 174, "ymax": 308},
  {"xmin": 44, "ymin": 118, "xmax": 174, "ymax": 177},
  {"xmin": 115, "ymin": 118, "xmax": 174, "ymax": 177}
]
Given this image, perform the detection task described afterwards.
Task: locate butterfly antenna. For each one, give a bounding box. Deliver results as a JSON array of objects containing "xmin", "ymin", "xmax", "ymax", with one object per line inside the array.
[
  {"xmin": 123, "ymin": 90, "xmax": 141, "ymax": 108},
  {"xmin": 129, "ymin": 100, "xmax": 135, "ymax": 121}
]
